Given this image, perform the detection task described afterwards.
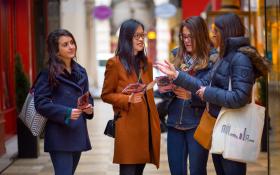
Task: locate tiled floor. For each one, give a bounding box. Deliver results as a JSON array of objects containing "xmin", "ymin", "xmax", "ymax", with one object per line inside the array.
[{"xmin": 2, "ymin": 97, "xmax": 278, "ymax": 175}]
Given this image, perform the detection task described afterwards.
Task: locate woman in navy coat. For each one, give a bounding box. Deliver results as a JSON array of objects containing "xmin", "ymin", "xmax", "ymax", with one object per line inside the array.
[{"xmin": 34, "ymin": 29, "xmax": 93, "ymax": 175}]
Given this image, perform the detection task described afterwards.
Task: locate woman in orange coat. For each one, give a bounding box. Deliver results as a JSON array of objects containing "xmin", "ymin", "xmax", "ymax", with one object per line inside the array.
[{"xmin": 101, "ymin": 19, "xmax": 161, "ymax": 175}]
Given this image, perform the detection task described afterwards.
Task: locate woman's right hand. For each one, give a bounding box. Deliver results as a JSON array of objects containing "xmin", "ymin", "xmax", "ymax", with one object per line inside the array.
[
  {"xmin": 128, "ymin": 92, "xmax": 144, "ymax": 103},
  {"xmin": 154, "ymin": 60, "xmax": 179, "ymax": 79},
  {"xmin": 71, "ymin": 108, "xmax": 82, "ymax": 120}
]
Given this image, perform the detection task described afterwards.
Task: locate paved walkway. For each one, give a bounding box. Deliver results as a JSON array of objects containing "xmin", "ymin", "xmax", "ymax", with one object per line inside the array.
[{"xmin": 2, "ymin": 99, "xmax": 277, "ymax": 175}]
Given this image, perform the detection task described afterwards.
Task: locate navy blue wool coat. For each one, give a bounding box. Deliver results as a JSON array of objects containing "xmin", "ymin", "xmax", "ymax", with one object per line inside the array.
[{"xmin": 34, "ymin": 61, "xmax": 93, "ymax": 152}]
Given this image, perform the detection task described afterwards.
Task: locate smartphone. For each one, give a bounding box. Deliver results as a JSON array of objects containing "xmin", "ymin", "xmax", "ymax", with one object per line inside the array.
[{"xmin": 77, "ymin": 92, "xmax": 90, "ymax": 109}]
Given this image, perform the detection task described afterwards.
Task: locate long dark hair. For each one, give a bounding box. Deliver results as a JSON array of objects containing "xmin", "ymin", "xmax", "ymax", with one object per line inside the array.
[
  {"xmin": 174, "ymin": 16, "xmax": 210, "ymax": 71},
  {"xmin": 46, "ymin": 29, "xmax": 77, "ymax": 87},
  {"xmin": 214, "ymin": 13, "xmax": 245, "ymax": 57},
  {"xmin": 115, "ymin": 19, "xmax": 148, "ymax": 76}
]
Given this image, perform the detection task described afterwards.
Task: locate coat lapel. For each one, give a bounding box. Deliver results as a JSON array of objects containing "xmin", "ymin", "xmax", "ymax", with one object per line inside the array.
[{"xmin": 56, "ymin": 62, "xmax": 84, "ymax": 92}]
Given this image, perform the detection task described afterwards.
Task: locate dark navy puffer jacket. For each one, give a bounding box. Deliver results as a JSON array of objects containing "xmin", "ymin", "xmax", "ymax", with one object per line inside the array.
[{"xmin": 173, "ymin": 37, "xmax": 255, "ymax": 117}]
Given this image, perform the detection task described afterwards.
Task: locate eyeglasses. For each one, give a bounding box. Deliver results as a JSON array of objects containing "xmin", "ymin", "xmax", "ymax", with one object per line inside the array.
[
  {"xmin": 211, "ymin": 24, "xmax": 219, "ymax": 35},
  {"xmin": 179, "ymin": 34, "xmax": 192, "ymax": 41},
  {"xmin": 133, "ymin": 33, "xmax": 147, "ymax": 40}
]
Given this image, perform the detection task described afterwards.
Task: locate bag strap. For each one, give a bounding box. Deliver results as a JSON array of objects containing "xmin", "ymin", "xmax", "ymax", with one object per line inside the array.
[
  {"xmin": 113, "ymin": 112, "xmax": 120, "ymax": 121},
  {"xmin": 227, "ymin": 50, "xmax": 256, "ymax": 104},
  {"xmin": 209, "ymin": 58, "xmax": 222, "ymax": 85},
  {"xmin": 228, "ymin": 77, "xmax": 256, "ymax": 105},
  {"xmin": 206, "ymin": 58, "xmax": 222, "ymax": 110},
  {"xmin": 30, "ymin": 72, "xmax": 42, "ymax": 90},
  {"xmin": 206, "ymin": 51, "xmax": 236, "ymax": 110}
]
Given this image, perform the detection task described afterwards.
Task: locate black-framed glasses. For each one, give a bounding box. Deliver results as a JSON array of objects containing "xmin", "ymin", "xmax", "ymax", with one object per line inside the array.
[
  {"xmin": 133, "ymin": 33, "xmax": 147, "ymax": 40},
  {"xmin": 179, "ymin": 34, "xmax": 192, "ymax": 41}
]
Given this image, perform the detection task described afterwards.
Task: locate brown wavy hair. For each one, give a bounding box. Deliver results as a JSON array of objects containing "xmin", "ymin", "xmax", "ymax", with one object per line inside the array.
[
  {"xmin": 174, "ymin": 16, "xmax": 210, "ymax": 71},
  {"xmin": 46, "ymin": 29, "xmax": 77, "ymax": 88}
]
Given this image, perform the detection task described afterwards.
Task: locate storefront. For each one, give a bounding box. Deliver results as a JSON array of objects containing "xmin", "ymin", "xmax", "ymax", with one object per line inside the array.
[{"xmin": 0, "ymin": 0, "xmax": 50, "ymax": 159}]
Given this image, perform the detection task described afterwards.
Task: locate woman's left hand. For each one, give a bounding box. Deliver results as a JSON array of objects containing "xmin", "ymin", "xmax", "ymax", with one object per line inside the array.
[
  {"xmin": 196, "ymin": 86, "xmax": 206, "ymax": 101},
  {"xmin": 173, "ymin": 86, "xmax": 191, "ymax": 100},
  {"xmin": 82, "ymin": 104, "xmax": 94, "ymax": 115}
]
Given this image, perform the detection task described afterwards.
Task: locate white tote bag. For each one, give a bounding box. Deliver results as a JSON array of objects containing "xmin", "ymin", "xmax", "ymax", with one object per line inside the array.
[{"xmin": 210, "ymin": 80, "xmax": 265, "ymax": 163}]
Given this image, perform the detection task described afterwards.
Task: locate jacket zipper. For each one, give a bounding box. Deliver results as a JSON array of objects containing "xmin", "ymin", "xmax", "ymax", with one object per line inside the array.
[{"xmin": 179, "ymin": 99, "xmax": 185, "ymax": 124}]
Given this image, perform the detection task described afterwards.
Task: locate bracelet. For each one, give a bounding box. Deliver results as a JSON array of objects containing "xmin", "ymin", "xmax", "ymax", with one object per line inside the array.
[{"xmin": 64, "ymin": 108, "xmax": 72, "ymax": 125}]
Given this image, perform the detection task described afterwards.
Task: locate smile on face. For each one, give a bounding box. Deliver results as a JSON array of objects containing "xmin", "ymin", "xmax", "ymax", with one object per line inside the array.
[{"xmin": 133, "ymin": 25, "xmax": 145, "ymax": 55}]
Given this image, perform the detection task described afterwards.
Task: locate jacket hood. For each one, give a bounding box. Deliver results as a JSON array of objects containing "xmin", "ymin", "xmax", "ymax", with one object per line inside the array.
[
  {"xmin": 226, "ymin": 37, "xmax": 250, "ymax": 54},
  {"xmin": 238, "ymin": 46, "xmax": 271, "ymax": 78}
]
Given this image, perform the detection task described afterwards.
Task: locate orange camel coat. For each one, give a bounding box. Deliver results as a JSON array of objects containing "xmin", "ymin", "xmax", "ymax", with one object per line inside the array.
[{"xmin": 101, "ymin": 56, "xmax": 161, "ymax": 168}]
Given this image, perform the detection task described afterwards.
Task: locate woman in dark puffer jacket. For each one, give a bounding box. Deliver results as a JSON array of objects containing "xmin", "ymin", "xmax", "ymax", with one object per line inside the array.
[{"xmin": 155, "ymin": 13, "xmax": 269, "ymax": 175}]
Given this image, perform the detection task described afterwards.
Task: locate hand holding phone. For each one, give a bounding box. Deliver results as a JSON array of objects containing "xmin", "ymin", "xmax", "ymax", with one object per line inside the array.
[
  {"xmin": 156, "ymin": 76, "xmax": 174, "ymax": 93},
  {"xmin": 122, "ymin": 83, "xmax": 146, "ymax": 95},
  {"xmin": 77, "ymin": 92, "xmax": 90, "ymax": 109}
]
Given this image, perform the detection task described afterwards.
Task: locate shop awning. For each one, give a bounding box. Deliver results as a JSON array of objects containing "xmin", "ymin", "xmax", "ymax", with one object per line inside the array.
[{"xmin": 182, "ymin": 0, "xmax": 211, "ymax": 19}]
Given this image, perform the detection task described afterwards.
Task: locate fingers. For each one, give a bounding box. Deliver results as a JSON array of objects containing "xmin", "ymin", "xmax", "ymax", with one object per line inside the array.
[
  {"xmin": 155, "ymin": 61, "xmax": 169, "ymax": 68},
  {"xmin": 83, "ymin": 106, "xmax": 93, "ymax": 115},
  {"xmin": 129, "ymin": 92, "xmax": 143, "ymax": 103},
  {"xmin": 85, "ymin": 104, "xmax": 92, "ymax": 108},
  {"xmin": 154, "ymin": 63, "xmax": 166, "ymax": 71},
  {"xmin": 133, "ymin": 92, "xmax": 143, "ymax": 103},
  {"xmin": 173, "ymin": 87, "xmax": 185, "ymax": 95},
  {"xmin": 196, "ymin": 87, "xmax": 204, "ymax": 100},
  {"xmin": 71, "ymin": 108, "xmax": 82, "ymax": 120},
  {"xmin": 173, "ymin": 87, "xmax": 191, "ymax": 100},
  {"xmin": 164, "ymin": 60, "xmax": 172, "ymax": 67},
  {"xmin": 154, "ymin": 64, "xmax": 171, "ymax": 76},
  {"xmin": 164, "ymin": 60, "xmax": 176, "ymax": 71},
  {"xmin": 174, "ymin": 87, "xmax": 186, "ymax": 92}
]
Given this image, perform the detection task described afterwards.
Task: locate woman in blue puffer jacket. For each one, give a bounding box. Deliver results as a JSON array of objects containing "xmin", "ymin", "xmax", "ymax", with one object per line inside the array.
[{"xmin": 155, "ymin": 13, "xmax": 269, "ymax": 175}]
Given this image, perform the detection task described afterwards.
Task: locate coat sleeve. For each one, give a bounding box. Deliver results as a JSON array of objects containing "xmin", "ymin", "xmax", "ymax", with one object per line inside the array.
[
  {"xmin": 101, "ymin": 58, "xmax": 130, "ymax": 111},
  {"xmin": 173, "ymin": 70, "xmax": 211, "ymax": 93},
  {"xmin": 34, "ymin": 72, "xmax": 71, "ymax": 125},
  {"xmin": 204, "ymin": 53, "xmax": 255, "ymax": 108}
]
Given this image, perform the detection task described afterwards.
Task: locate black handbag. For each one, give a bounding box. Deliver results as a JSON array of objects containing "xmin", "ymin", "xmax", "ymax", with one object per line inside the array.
[{"xmin": 104, "ymin": 112, "xmax": 120, "ymax": 138}]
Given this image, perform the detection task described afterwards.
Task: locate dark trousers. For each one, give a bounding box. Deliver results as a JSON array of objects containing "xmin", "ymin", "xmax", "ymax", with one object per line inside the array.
[
  {"xmin": 49, "ymin": 151, "xmax": 81, "ymax": 175},
  {"xmin": 167, "ymin": 127, "xmax": 209, "ymax": 175},
  {"xmin": 119, "ymin": 164, "xmax": 146, "ymax": 175},
  {"xmin": 212, "ymin": 154, "xmax": 246, "ymax": 175}
]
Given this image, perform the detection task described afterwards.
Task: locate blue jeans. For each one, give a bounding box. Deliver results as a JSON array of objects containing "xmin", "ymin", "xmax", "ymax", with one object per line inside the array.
[
  {"xmin": 167, "ymin": 127, "xmax": 209, "ymax": 175},
  {"xmin": 49, "ymin": 151, "xmax": 81, "ymax": 175},
  {"xmin": 212, "ymin": 154, "xmax": 246, "ymax": 175}
]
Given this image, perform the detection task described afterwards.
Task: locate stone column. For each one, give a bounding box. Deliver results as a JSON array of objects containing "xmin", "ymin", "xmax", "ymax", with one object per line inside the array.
[
  {"xmin": 60, "ymin": 0, "xmax": 88, "ymax": 69},
  {"xmin": 85, "ymin": 0, "xmax": 98, "ymax": 90}
]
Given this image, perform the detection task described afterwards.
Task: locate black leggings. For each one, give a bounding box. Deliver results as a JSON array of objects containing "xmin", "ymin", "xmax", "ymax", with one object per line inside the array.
[{"xmin": 119, "ymin": 164, "xmax": 146, "ymax": 175}]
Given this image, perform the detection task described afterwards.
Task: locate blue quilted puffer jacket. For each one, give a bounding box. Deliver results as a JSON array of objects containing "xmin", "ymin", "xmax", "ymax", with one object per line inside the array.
[{"xmin": 173, "ymin": 37, "xmax": 255, "ymax": 117}]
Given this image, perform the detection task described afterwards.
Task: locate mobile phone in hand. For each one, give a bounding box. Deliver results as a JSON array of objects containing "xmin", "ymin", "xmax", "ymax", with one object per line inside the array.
[{"xmin": 77, "ymin": 92, "xmax": 90, "ymax": 109}]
